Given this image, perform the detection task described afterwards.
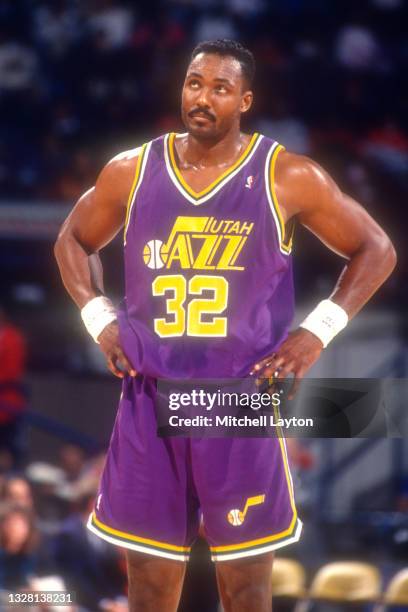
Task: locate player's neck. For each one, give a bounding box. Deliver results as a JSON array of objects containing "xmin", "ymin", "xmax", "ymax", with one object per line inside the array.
[{"xmin": 180, "ymin": 126, "xmax": 247, "ymax": 168}]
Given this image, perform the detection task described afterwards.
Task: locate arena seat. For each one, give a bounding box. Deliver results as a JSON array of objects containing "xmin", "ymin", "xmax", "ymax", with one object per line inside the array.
[
  {"xmin": 294, "ymin": 561, "xmax": 381, "ymax": 611},
  {"xmin": 272, "ymin": 558, "xmax": 307, "ymax": 598},
  {"xmin": 374, "ymin": 568, "xmax": 408, "ymax": 611}
]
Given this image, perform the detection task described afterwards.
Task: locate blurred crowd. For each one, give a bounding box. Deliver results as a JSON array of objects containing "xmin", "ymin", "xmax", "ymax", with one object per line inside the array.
[
  {"xmin": 0, "ymin": 0, "xmax": 407, "ymax": 209},
  {"xmin": 0, "ymin": 444, "xmax": 128, "ymax": 611},
  {"xmin": 0, "ymin": 3, "xmax": 406, "ymax": 608},
  {"xmin": 0, "ymin": 0, "xmax": 405, "ymax": 314}
]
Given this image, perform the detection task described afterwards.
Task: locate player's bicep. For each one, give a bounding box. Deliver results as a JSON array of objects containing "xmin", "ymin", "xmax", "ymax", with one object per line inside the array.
[
  {"xmin": 62, "ymin": 153, "xmax": 138, "ymax": 253},
  {"xmin": 68, "ymin": 186, "xmax": 125, "ymax": 253}
]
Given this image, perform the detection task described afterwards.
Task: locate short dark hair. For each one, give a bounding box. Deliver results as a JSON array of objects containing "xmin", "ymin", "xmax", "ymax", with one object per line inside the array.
[{"xmin": 191, "ymin": 39, "xmax": 255, "ymax": 87}]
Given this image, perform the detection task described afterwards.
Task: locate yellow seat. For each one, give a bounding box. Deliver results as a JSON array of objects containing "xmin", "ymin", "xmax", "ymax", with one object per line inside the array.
[
  {"xmin": 383, "ymin": 568, "xmax": 408, "ymax": 606},
  {"xmin": 309, "ymin": 561, "xmax": 381, "ymax": 603},
  {"xmin": 272, "ymin": 558, "xmax": 306, "ymax": 598}
]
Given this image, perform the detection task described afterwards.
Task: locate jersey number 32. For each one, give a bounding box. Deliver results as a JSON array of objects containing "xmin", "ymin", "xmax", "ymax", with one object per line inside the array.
[{"xmin": 152, "ymin": 274, "xmax": 228, "ymax": 337}]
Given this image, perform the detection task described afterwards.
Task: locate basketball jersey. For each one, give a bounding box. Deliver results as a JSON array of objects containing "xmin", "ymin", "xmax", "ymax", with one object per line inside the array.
[{"xmin": 117, "ymin": 132, "xmax": 295, "ymax": 379}]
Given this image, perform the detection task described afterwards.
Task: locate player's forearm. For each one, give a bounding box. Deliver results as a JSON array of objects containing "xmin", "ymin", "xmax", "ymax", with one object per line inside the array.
[
  {"xmin": 329, "ymin": 233, "xmax": 397, "ymax": 319},
  {"xmin": 54, "ymin": 228, "xmax": 104, "ymax": 309}
]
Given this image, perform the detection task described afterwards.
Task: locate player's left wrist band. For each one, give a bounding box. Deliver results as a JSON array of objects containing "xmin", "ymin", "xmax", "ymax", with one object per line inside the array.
[
  {"xmin": 299, "ymin": 299, "xmax": 348, "ymax": 348},
  {"xmin": 80, "ymin": 296, "xmax": 117, "ymax": 343}
]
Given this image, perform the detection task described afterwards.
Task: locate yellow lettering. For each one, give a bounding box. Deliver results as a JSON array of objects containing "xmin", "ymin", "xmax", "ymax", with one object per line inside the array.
[
  {"xmin": 229, "ymin": 221, "xmax": 241, "ymax": 234},
  {"xmin": 192, "ymin": 234, "xmax": 219, "ymax": 270},
  {"xmin": 223, "ymin": 220, "xmax": 235, "ymax": 232},
  {"xmin": 166, "ymin": 234, "xmax": 192, "ymax": 269},
  {"xmin": 206, "ymin": 235, "xmax": 224, "ymax": 266},
  {"xmin": 204, "ymin": 216, "xmax": 214, "ymax": 232},
  {"xmin": 216, "ymin": 236, "xmax": 247, "ymax": 270},
  {"xmin": 208, "ymin": 219, "xmax": 224, "ymax": 233},
  {"xmin": 164, "ymin": 217, "xmax": 208, "ymax": 255},
  {"xmin": 240, "ymin": 221, "xmax": 254, "ymax": 235}
]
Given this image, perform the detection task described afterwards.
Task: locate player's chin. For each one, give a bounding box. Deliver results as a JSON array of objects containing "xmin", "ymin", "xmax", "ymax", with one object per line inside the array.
[{"xmin": 188, "ymin": 123, "xmax": 218, "ymax": 140}]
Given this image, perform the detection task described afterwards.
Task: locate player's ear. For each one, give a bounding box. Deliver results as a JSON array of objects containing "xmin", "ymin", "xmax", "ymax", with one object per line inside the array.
[{"xmin": 240, "ymin": 90, "xmax": 253, "ymax": 114}]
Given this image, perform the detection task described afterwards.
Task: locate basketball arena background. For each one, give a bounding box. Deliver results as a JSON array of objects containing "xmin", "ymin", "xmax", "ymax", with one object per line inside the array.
[{"xmin": 0, "ymin": 1, "xmax": 407, "ymax": 611}]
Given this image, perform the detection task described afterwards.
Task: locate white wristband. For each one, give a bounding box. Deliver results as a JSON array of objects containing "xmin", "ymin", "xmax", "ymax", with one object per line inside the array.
[
  {"xmin": 300, "ymin": 299, "xmax": 348, "ymax": 348},
  {"xmin": 80, "ymin": 296, "xmax": 117, "ymax": 343}
]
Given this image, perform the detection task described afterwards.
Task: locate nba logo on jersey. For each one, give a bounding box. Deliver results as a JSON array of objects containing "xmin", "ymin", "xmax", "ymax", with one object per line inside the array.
[{"xmin": 245, "ymin": 175, "xmax": 254, "ymax": 189}]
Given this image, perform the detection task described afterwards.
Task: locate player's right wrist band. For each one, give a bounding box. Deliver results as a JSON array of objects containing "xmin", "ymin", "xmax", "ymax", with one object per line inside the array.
[
  {"xmin": 299, "ymin": 299, "xmax": 348, "ymax": 348},
  {"xmin": 81, "ymin": 296, "xmax": 117, "ymax": 343}
]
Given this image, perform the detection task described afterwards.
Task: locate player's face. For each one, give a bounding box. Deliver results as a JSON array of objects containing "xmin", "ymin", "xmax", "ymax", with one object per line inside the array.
[{"xmin": 181, "ymin": 53, "xmax": 253, "ymax": 140}]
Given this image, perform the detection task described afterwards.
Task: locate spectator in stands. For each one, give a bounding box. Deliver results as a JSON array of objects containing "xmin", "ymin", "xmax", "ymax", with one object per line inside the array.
[
  {"xmin": 85, "ymin": 0, "xmax": 135, "ymax": 50},
  {"xmin": 53, "ymin": 494, "xmax": 127, "ymax": 610},
  {"xmin": 56, "ymin": 149, "xmax": 96, "ymax": 202},
  {"xmin": 0, "ymin": 506, "xmax": 42, "ymax": 589},
  {"xmin": 31, "ymin": 0, "xmax": 83, "ymax": 58},
  {"xmin": 2, "ymin": 476, "xmax": 34, "ymax": 512},
  {"xmin": 59, "ymin": 444, "xmax": 86, "ymax": 482},
  {"xmin": 0, "ymin": 29, "xmax": 39, "ymax": 93},
  {"xmin": 362, "ymin": 119, "xmax": 408, "ymax": 188},
  {"xmin": 193, "ymin": 8, "xmax": 238, "ymax": 44},
  {"xmin": 335, "ymin": 22, "xmax": 383, "ymax": 71},
  {"xmin": 0, "ymin": 305, "xmax": 27, "ymax": 468}
]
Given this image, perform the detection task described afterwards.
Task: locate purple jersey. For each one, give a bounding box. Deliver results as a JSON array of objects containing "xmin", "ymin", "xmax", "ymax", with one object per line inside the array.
[
  {"xmin": 117, "ymin": 132, "xmax": 294, "ymax": 378},
  {"xmin": 88, "ymin": 133, "xmax": 302, "ymax": 562}
]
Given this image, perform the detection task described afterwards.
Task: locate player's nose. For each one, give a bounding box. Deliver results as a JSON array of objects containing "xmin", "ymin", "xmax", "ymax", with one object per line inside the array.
[{"xmin": 196, "ymin": 86, "xmax": 211, "ymax": 108}]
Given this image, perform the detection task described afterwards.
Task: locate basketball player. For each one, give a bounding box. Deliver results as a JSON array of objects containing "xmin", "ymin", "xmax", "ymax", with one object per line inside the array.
[{"xmin": 54, "ymin": 40, "xmax": 396, "ymax": 611}]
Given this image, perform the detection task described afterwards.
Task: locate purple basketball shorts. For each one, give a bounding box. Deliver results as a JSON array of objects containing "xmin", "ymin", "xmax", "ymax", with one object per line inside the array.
[{"xmin": 87, "ymin": 376, "xmax": 302, "ymax": 562}]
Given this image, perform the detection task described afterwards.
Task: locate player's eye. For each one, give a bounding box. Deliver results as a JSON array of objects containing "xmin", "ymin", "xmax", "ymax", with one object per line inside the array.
[
  {"xmin": 215, "ymin": 85, "xmax": 227, "ymax": 94},
  {"xmin": 189, "ymin": 79, "xmax": 200, "ymax": 89}
]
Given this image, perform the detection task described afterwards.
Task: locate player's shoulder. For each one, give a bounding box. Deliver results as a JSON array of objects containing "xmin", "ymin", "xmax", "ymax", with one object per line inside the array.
[
  {"xmin": 110, "ymin": 146, "xmax": 144, "ymax": 163},
  {"xmin": 105, "ymin": 146, "xmax": 144, "ymax": 171},
  {"xmin": 259, "ymin": 134, "xmax": 323, "ymax": 182},
  {"xmin": 92, "ymin": 146, "xmax": 145, "ymax": 200},
  {"xmin": 275, "ymin": 149, "xmax": 333, "ymax": 200},
  {"xmin": 274, "ymin": 148, "xmax": 339, "ymax": 214},
  {"xmin": 97, "ymin": 146, "xmax": 146, "ymax": 189},
  {"xmin": 104, "ymin": 133, "xmax": 166, "ymax": 170}
]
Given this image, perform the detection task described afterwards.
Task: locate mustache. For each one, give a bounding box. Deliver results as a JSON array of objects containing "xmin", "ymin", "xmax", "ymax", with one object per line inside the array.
[{"xmin": 188, "ymin": 108, "xmax": 216, "ymax": 121}]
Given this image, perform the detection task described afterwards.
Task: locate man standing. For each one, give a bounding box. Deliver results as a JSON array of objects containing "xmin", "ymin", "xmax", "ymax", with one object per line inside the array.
[
  {"xmin": 55, "ymin": 40, "xmax": 396, "ymax": 611},
  {"xmin": 0, "ymin": 305, "xmax": 27, "ymax": 469}
]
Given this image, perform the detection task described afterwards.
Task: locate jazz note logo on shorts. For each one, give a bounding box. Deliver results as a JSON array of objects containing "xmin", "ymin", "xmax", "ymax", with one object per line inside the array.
[{"xmin": 227, "ymin": 494, "xmax": 266, "ymax": 526}]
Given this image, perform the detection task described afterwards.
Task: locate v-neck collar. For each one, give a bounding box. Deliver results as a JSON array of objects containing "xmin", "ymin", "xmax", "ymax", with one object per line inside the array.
[{"xmin": 164, "ymin": 132, "xmax": 262, "ymax": 206}]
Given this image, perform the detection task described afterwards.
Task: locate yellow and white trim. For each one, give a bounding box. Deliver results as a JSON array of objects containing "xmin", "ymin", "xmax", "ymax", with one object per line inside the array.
[
  {"xmin": 265, "ymin": 142, "xmax": 293, "ymax": 255},
  {"xmin": 211, "ymin": 416, "xmax": 301, "ymax": 562},
  {"xmin": 164, "ymin": 132, "xmax": 263, "ymax": 206},
  {"xmin": 124, "ymin": 141, "xmax": 151, "ymax": 244},
  {"xmin": 210, "ymin": 518, "xmax": 303, "ymax": 562},
  {"xmin": 87, "ymin": 512, "xmax": 191, "ymax": 562}
]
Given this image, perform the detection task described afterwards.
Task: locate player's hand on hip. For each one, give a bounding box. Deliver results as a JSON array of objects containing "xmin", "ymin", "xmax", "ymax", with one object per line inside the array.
[
  {"xmin": 250, "ymin": 328, "xmax": 323, "ymax": 399},
  {"xmin": 97, "ymin": 321, "xmax": 137, "ymax": 379}
]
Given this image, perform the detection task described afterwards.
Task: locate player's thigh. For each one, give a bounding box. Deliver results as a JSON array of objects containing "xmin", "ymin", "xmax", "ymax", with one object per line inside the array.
[
  {"xmin": 215, "ymin": 552, "xmax": 274, "ymax": 611},
  {"xmin": 126, "ymin": 550, "xmax": 186, "ymax": 609}
]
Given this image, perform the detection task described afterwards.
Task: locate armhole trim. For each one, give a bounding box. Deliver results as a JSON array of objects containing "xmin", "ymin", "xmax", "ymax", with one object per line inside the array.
[
  {"xmin": 124, "ymin": 141, "xmax": 151, "ymax": 244},
  {"xmin": 265, "ymin": 143, "xmax": 293, "ymax": 255}
]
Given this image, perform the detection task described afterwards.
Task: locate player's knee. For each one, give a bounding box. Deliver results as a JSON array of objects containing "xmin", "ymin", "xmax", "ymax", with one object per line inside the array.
[
  {"xmin": 217, "ymin": 555, "xmax": 273, "ymax": 609},
  {"xmin": 228, "ymin": 583, "xmax": 271, "ymax": 609},
  {"xmin": 127, "ymin": 552, "xmax": 185, "ymax": 603}
]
